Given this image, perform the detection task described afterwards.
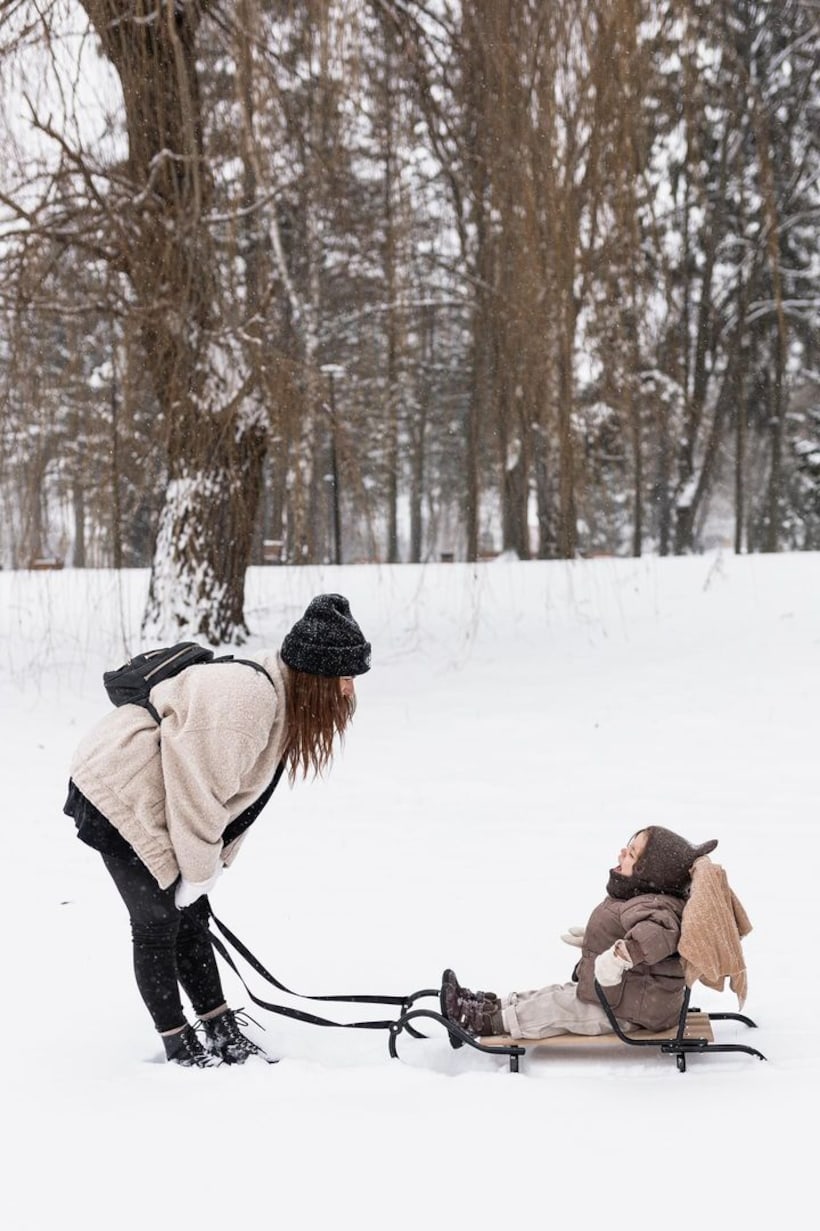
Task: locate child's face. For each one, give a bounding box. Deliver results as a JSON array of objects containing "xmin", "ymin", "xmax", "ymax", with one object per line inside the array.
[{"xmin": 616, "ymin": 830, "xmax": 648, "ymax": 876}]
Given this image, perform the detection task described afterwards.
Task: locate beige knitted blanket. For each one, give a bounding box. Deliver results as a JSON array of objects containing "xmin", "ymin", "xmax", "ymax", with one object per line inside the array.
[{"xmin": 679, "ymin": 856, "xmax": 752, "ymax": 1008}]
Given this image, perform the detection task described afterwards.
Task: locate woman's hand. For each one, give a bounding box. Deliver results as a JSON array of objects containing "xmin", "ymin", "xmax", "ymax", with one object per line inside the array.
[{"xmin": 174, "ymin": 865, "xmax": 222, "ymax": 910}]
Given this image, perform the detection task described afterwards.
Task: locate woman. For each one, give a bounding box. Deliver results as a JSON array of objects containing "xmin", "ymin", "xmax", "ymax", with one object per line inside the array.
[
  {"xmin": 442, "ymin": 825, "xmax": 718, "ymax": 1040},
  {"xmin": 64, "ymin": 594, "xmax": 371, "ymax": 1067}
]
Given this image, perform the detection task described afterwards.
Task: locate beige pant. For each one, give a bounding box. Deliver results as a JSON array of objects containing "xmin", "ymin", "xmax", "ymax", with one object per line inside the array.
[{"xmin": 500, "ymin": 981, "xmax": 635, "ymax": 1040}]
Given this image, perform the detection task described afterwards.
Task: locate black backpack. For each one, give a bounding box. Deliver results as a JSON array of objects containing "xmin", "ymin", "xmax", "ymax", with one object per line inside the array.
[{"xmin": 103, "ymin": 642, "xmax": 274, "ymax": 723}]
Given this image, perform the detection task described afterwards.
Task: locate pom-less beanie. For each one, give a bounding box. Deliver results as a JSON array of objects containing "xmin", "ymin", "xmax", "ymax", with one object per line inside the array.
[
  {"xmin": 281, "ymin": 594, "xmax": 371, "ymax": 678},
  {"xmin": 634, "ymin": 826, "xmax": 718, "ymax": 896}
]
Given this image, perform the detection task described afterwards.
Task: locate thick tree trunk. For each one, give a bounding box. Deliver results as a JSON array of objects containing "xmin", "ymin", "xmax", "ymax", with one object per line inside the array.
[
  {"xmin": 82, "ymin": 1, "xmax": 266, "ymax": 643},
  {"xmin": 502, "ymin": 440, "xmax": 531, "ymax": 559},
  {"xmin": 532, "ymin": 417, "xmax": 555, "ymax": 559},
  {"xmin": 143, "ymin": 409, "xmax": 267, "ymax": 642}
]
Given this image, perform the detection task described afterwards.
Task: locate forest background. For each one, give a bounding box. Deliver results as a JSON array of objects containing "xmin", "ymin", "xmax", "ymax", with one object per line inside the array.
[{"xmin": 1, "ymin": 0, "xmax": 818, "ymax": 645}]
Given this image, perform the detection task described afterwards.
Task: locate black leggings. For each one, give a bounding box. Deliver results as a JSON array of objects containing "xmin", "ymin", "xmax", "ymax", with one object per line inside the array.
[{"xmin": 101, "ymin": 852, "xmax": 226, "ymax": 1034}]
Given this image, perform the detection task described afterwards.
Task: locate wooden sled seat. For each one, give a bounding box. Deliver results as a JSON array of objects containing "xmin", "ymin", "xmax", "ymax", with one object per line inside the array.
[{"xmin": 481, "ymin": 1009, "xmax": 715, "ymax": 1052}]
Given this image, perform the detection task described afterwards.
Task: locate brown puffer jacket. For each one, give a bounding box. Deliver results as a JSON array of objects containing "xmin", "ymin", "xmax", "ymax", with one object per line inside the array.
[{"xmin": 575, "ymin": 893, "xmax": 686, "ymax": 1030}]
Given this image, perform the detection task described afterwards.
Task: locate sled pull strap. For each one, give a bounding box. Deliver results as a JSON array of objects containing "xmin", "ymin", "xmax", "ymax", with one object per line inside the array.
[
  {"xmin": 206, "ymin": 925, "xmax": 399, "ymax": 1030},
  {"xmin": 208, "ymin": 910, "xmax": 409, "ymax": 1006}
]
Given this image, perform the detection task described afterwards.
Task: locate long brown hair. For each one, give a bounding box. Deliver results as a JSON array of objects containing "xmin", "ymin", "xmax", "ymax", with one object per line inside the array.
[{"xmin": 283, "ymin": 669, "xmax": 355, "ymax": 781}]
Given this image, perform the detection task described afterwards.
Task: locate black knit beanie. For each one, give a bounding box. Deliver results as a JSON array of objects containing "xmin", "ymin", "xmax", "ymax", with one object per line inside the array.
[{"xmin": 281, "ymin": 594, "xmax": 371, "ymax": 678}]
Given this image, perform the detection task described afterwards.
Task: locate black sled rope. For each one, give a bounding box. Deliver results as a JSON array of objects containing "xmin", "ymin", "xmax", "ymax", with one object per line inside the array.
[{"xmin": 206, "ymin": 907, "xmax": 437, "ymax": 1031}]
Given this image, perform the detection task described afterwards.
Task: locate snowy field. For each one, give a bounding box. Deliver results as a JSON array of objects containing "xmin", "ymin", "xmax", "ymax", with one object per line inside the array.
[{"xmin": 1, "ymin": 552, "xmax": 817, "ymax": 1229}]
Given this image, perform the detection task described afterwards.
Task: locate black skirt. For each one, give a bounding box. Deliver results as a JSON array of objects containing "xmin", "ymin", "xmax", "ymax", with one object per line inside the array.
[
  {"xmin": 64, "ymin": 761, "xmax": 285, "ymax": 863},
  {"xmin": 64, "ymin": 779, "xmax": 139, "ymax": 861}
]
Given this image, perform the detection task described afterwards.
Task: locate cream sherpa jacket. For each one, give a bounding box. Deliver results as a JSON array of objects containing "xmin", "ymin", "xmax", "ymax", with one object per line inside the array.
[{"xmin": 69, "ymin": 651, "xmax": 288, "ymax": 889}]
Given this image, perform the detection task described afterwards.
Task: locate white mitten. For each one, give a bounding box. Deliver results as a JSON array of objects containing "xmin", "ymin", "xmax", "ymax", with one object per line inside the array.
[
  {"xmin": 594, "ymin": 942, "xmax": 633, "ymax": 987},
  {"xmin": 174, "ymin": 865, "xmax": 222, "ymax": 910},
  {"xmin": 561, "ymin": 926, "xmax": 586, "ymax": 948}
]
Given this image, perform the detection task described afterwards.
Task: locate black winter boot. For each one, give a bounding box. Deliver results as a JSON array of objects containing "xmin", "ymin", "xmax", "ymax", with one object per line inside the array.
[
  {"xmin": 202, "ymin": 1008, "xmax": 271, "ymax": 1065},
  {"xmin": 440, "ymin": 969, "xmax": 504, "ymax": 1043},
  {"xmin": 163, "ymin": 1024, "xmax": 219, "ymax": 1068}
]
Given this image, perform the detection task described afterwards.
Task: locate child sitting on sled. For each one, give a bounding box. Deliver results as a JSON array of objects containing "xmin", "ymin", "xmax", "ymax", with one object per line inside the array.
[{"xmin": 441, "ymin": 826, "xmax": 718, "ymax": 1040}]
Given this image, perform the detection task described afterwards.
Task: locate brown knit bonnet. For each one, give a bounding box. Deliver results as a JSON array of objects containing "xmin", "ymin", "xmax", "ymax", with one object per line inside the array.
[{"xmin": 633, "ymin": 826, "xmax": 718, "ymax": 896}]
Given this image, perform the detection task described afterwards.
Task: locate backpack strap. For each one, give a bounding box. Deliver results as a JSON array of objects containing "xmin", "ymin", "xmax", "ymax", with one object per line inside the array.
[
  {"xmin": 212, "ymin": 656, "xmax": 276, "ymax": 690},
  {"xmin": 150, "ymin": 656, "xmax": 276, "ymax": 725}
]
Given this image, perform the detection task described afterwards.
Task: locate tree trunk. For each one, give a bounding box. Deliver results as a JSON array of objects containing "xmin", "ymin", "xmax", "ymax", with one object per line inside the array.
[
  {"xmin": 465, "ymin": 205, "xmax": 492, "ymax": 565},
  {"xmin": 656, "ymin": 396, "xmax": 672, "ymax": 557},
  {"xmin": 409, "ymin": 303, "xmax": 433, "ymax": 562},
  {"xmin": 502, "ymin": 437, "xmax": 531, "ymax": 558},
  {"xmin": 556, "ymin": 317, "xmax": 578, "ymax": 559},
  {"xmin": 82, "ymin": 0, "xmax": 266, "ymax": 643},
  {"xmin": 143, "ymin": 416, "xmax": 267, "ymax": 642},
  {"xmin": 734, "ymin": 389, "xmax": 746, "ymax": 555},
  {"xmin": 72, "ymin": 480, "xmax": 86, "ymax": 568}
]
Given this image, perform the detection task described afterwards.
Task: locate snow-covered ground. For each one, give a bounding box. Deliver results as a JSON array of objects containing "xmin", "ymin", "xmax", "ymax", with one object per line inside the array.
[{"xmin": 2, "ymin": 552, "xmax": 816, "ymax": 1229}]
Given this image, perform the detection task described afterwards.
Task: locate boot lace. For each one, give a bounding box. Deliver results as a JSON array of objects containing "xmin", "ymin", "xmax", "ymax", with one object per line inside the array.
[
  {"xmin": 167, "ymin": 1023, "xmax": 220, "ymax": 1068},
  {"xmin": 201, "ymin": 1008, "xmax": 266, "ymax": 1062}
]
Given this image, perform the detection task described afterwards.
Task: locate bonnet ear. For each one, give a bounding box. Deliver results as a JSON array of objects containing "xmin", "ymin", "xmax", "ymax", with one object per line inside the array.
[{"xmin": 636, "ymin": 827, "xmax": 719, "ymax": 895}]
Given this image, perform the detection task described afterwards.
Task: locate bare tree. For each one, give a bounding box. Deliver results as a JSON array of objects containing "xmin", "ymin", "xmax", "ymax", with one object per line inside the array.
[{"xmin": 1, "ymin": 2, "xmax": 270, "ymax": 639}]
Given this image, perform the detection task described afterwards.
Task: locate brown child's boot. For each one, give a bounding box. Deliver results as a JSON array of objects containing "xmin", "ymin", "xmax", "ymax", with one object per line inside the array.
[{"xmin": 440, "ymin": 969, "xmax": 504, "ymax": 1043}]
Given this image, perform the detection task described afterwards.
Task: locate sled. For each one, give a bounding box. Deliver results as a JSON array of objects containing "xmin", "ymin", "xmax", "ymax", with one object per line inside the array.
[{"xmin": 387, "ymin": 981, "xmax": 766, "ymax": 1073}]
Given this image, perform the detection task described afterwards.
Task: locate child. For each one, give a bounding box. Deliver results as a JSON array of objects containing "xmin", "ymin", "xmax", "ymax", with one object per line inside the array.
[{"xmin": 441, "ymin": 826, "xmax": 717, "ymax": 1040}]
